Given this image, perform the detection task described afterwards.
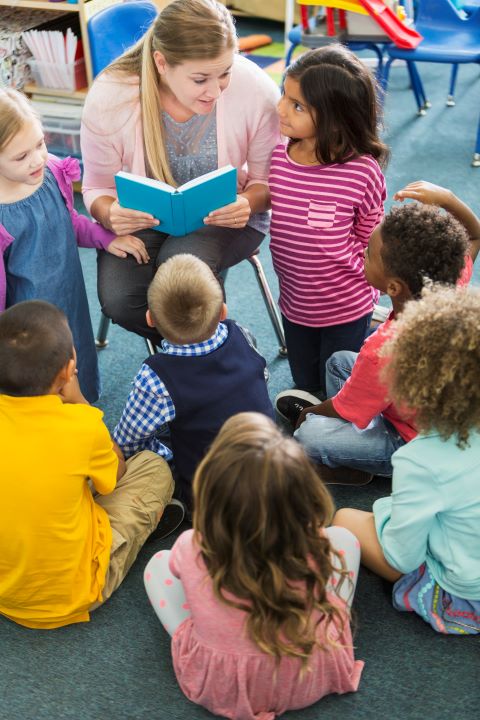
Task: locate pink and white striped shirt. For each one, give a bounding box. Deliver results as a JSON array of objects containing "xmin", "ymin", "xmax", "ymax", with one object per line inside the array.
[{"xmin": 269, "ymin": 143, "xmax": 386, "ymax": 327}]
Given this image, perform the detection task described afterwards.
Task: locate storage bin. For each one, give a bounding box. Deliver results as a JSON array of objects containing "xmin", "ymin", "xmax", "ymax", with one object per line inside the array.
[
  {"xmin": 28, "ymin": 58, "xmax": 87, "ymax": 91},
  {"xmin": 31, "ymin": 99, "xmax": 83, "ymax": 160}
]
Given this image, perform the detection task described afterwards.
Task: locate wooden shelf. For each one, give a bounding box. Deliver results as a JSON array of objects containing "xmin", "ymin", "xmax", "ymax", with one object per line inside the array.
[
  {"xmin": 0, "ymin": 0, "xmax": 80, "ymax": 11},
  {"xmin": 24, "ymin": 83, "xmax": 88, "ymax": 99}
]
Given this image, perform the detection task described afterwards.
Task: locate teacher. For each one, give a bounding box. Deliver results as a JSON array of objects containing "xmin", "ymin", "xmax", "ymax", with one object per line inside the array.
[{"xmin": 81, "ymin": 0, "xmax": 280, "ymax": 343}]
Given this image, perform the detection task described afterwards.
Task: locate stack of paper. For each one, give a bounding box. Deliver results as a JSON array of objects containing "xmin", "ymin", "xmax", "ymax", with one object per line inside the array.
[{"xmin": 22, "ymin": 27, "xmax": 85, "ymax": 90}]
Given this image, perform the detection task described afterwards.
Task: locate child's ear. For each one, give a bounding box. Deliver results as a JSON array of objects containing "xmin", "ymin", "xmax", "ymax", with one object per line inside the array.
[
  {"xmin": 386, "ymin": 278, "xmax": 408, "ymax": 299},
  {"xmin": 219, "ymin": 302, "xmax": 228, "ymax": 321},
  {"xmin": 146, "ymin": 309, "xmax": 155, "ymax": 328},
  {"xmin": 50, "ymin": 357, "xmax": 76, "ymax": 394}
]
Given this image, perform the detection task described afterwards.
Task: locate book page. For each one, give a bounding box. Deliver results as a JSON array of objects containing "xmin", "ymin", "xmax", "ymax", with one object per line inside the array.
[{"xmin": 179, "ymin": 165, "xmax": 235, "ymax": 192}]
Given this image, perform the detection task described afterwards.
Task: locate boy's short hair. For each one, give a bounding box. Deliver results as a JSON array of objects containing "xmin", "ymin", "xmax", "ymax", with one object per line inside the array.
[
  {"xmin": 147, "ymin": 254, "xmax": 224, "ymax": 344},
  {"xmin": 380, "ymin": 204, "xmax": 468, "ymax": 298},
  {"xmin": 0, "ymin": 300, "xmax": 73, "ymax": 396}
]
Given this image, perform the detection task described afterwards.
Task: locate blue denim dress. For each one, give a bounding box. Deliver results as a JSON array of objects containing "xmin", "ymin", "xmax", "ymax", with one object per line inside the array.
[{"xmin": 1, "ymin": 168, "xmax": 99, "ymax": 402}]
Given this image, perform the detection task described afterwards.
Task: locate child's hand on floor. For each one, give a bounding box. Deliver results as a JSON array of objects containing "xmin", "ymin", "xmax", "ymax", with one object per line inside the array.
[
  {"xmin": 393, "ymin": 181, "xmax": 451, "ymax": 207},
  {"xmin": 107, "ymin": 235, "xmax": 150, "ymax": 264}
]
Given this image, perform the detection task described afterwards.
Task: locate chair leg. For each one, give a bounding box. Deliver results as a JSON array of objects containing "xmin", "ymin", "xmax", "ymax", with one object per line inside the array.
[
  {"xmin": 247, "ymin": 254, "xmax": 287, "ymax": 358},
  {"xmin": 145, "ymin": 338, "xmax": 157, "ymax": 356},
  {"xmin": 473, "ymin": 114, "xmax": 480, "ymax": 167},
  {"xmin": 406, "ymin": 61, "xmax": 428, "ymax": 115},
  {"xmin": 379, "ymin": 56, "xmax": 392, "ymax": 103},
  {"xmin": 95, "ymin": 311, "xmax": 156, "ymax": 355},
  {"xmin": 95, "ymin": 313, "xmax": 110, "ymax": 348},
  {"xmin": 447, "ymin": 63, "xmax": 459, "ymax": 107},
  {"xmin": 285, "ymin": 41, "xmax": 298, "ymax": 68}
]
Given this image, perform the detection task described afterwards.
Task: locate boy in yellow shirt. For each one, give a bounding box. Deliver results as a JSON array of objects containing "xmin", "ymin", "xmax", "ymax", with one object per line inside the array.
[{"xmin": 0, "ymin": 300, "xmax": 176, "ymax": 629}]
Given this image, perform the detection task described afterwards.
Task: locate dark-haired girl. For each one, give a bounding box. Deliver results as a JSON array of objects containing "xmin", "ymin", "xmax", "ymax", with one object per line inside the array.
[
  {"xmin": 270, "ymin": 45, "xmax": 388, "ymax": 397},
  {"xmin": 144, "ymin": 412, "xmax": 363, "ymax": 719}
]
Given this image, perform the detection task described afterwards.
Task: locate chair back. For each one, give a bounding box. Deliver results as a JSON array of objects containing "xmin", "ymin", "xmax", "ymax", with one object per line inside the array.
[
  {"xmin": 88, "ymin": 1, "xmax": 158, "ymax": 77},
  {"xmin": 415, "ymin": 0, "xmax": 480, "ymax": 32}
]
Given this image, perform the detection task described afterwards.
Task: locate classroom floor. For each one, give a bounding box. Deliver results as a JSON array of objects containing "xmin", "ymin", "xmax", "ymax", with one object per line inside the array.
[{"xmin": 2, "ymin": 18, "xmax": 480, "ymax": 720}]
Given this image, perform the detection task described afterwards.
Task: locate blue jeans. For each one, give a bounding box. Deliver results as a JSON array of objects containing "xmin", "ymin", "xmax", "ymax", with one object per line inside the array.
[{"xmin": 294, "ymin": 350, "xmax": 405, "ymax": 476}]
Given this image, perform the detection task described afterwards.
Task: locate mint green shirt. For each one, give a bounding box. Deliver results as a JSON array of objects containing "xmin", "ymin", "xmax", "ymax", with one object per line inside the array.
[{"xmin": 374, "ymin": 430, "xmax": 480, "ymax": 599}]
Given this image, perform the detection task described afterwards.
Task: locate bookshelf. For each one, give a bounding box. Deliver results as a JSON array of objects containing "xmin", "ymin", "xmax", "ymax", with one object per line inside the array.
[{"xmin": 0, "ymin": 0, "xmax": 123, "ymax": 96}]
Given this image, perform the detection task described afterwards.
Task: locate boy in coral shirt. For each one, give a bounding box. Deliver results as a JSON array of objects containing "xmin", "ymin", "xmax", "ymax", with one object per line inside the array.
[{"xmin": 277, "ymin": 182, "xmax": 480, "ymax": 484}]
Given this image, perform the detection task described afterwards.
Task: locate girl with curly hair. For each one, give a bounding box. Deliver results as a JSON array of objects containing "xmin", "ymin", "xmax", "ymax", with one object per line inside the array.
[
  {"xmin": 334, "ymin": 285, "xmax": 480, "ymax": 634},
  {"xmin": 144, "ymin": 412, "xmax": 363, "ymax": 719}
]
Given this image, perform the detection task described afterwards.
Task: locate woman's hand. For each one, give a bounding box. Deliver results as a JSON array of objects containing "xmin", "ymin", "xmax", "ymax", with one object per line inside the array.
[
  {"xmin": 204, "ymin": 194, "xmax": 251, "ymax": 229},
  {"xmin": 107, "ymin": 235, "xmax": 150, "ymax": 264},
  {"xmin": 109, "ymin": 200, "xmax": 159, "ymax": 235}
]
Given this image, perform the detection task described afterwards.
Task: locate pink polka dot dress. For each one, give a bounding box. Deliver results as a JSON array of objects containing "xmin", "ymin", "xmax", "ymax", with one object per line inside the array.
[{"xmin": 162, "ymin": 530, "xmax": 363, "ymax": 720}]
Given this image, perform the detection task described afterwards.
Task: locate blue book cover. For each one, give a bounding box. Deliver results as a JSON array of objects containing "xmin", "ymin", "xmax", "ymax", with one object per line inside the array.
[{"xmin": 114, "ymin": 165, "xmax": 237, "ymax": 236}]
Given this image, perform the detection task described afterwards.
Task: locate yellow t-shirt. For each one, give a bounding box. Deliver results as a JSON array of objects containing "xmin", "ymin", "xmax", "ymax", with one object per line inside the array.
[{"xmin": 0, "ymin": 394, "xmax": 118, "ymax": 629}]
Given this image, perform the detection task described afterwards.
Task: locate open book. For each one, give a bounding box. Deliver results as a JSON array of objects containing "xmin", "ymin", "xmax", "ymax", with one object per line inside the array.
[{"xmin": 115, "ymin": 165, "xmax": 237, "ymax": 237}]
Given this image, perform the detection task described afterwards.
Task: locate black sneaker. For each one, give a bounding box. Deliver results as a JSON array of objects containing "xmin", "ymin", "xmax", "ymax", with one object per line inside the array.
[
  {"xmin": 147, "ymin": 499, "xmax": 186, "ymax": 542},
  {"xmin": 275, "ymin": 390, "xmax": 320, "ymax": 428},
  {"xmin": 316, "ymin": 464, "xmax": 374, "ymax": 487}
]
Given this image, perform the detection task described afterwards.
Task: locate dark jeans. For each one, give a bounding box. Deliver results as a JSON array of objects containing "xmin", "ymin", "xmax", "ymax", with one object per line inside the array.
[
  {"xmin": 282, "ymin": 312, "xmax": 373, "ymax": 397},
  {"xmin": 97, "ymin": 225, "xmax": 264, "ymax": 344}
]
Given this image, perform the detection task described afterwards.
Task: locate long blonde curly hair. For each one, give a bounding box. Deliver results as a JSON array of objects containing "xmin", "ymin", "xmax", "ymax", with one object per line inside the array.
[
  {"xmin": 106, "ymin": 0, "xmax": 237, "ymax": 185},
  {"xmin": 381, "ymin": 284, "xmax": 480, "ymax": 448},
  {"xmin": 193, "ymin": 412, "xmax": 350, "ymax": 666}
]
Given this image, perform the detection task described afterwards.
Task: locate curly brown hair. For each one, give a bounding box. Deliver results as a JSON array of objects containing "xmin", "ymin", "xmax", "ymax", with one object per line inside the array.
[
  {"xmin": 193, "ymin": 412, "xmax": 350, "ymax": 665},
  {"xmin": 381, "ymin": 285, "xmax": 480, "ymax": 447},
  {"xmin": 380, "ymin": 204, "xmax": 468, "ymax": 298}
]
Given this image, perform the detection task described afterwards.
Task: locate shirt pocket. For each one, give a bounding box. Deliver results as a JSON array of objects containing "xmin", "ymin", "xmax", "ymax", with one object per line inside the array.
[{"xmin": 307, "ymin": 201, "xmax": 337, "ymax": 229}]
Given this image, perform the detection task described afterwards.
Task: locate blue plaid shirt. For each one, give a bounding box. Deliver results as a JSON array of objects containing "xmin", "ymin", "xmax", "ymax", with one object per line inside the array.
[{"xmin": 113, "ymin": 323, "xmax": 229, "ymax": 459}]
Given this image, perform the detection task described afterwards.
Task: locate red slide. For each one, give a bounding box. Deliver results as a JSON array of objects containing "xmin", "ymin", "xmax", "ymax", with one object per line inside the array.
[{"xmin": 357, "ymin": 0, "xmax": 423, "ymax": 49}]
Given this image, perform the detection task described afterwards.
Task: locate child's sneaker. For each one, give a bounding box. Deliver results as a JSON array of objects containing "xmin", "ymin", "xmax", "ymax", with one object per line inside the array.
[
  {"xmin": 316, "ymin": 464, "xmax": 374, "ymax": 486},
  {"xmin": 275, "ymin": 390, "xmax": 320, "ymax": 428},
  {"xmin": 148, "ymin": 499, "xmax": 186, "ymax": 542}
]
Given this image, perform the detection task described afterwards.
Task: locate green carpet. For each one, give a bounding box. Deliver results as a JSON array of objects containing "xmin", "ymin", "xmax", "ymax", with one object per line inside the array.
[{"xmin": 1, "ymin": 57, "xmax": 480, "ymax": 720}]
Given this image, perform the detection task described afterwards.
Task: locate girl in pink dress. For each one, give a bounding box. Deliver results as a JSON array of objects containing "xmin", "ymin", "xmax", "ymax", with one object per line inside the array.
[{"xmin": 144, "ymin": 412, "xmax": 363, "ymax": 720}]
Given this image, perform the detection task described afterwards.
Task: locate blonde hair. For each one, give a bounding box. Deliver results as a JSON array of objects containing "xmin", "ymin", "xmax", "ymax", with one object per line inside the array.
[
  {"xmin": 0, "ymin": 88, "xmax": 39, "ymax": 152},
  {"xmin": 382, "ymin": 284, "xmax": 480, "ymax": 448},
  {"xmin": 193, "ymin": 412, "xmax": 350, "ymax": 666},
  {"xmin": 147, "ymin": 254, "xmax": 223, "ymax": 344},
  {"xmin": 107, "ymin": 0, "xmax": 237, "ymax": 184}
]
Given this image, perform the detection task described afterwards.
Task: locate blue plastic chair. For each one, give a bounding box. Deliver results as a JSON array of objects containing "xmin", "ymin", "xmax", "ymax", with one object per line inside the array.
[
  {"xmin": 285, "ymin": 16, "xmax": 386, "ymax": 80},
  {"xmin": 87, "ymin": 1, "xmax": 158, "ymax": 77},
  {"xmin": 381, "ymin": 0, "xmax": 480, "ymax": 110}
]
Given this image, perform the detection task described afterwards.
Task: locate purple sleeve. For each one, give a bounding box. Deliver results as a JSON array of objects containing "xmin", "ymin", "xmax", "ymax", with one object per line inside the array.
[
  {"xmin": 47, "ymin": 154, "xmax": 115, "ymax": 251},
  {"xmin": 0, "ymin": 226, "xmax": 14, "ymax": 312}
]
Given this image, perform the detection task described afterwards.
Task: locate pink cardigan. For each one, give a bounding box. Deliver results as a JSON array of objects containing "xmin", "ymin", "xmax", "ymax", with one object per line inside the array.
[
  {"xmin": 80, "ymin": 54, "xmax": 281, "ymax": 212},
  {"xmin": 0, "ymin": 155, "xmax": 114, "ymax": 312}
]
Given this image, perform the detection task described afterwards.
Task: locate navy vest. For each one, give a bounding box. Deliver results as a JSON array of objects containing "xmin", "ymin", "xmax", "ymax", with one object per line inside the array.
[{"xmin": 145, "ymin": 320, "xmax": 274, "ymax": 506}]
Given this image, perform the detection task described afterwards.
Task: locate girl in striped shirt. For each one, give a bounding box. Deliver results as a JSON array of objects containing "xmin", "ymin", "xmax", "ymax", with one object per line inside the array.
[{"xmin": 270, "ymin": 45, "xmax": 388, "ymax": 397}]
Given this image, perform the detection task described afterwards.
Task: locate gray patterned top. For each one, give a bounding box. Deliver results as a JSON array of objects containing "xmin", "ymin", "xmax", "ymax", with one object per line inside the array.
[{"xmin": 163, "ymin": 110, "xmax": 269, "ymax": 235}]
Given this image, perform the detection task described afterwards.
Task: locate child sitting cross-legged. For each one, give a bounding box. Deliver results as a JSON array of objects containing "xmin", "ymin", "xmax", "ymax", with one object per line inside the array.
[
  {"xmin": 113, "ymin": 254, "xmax": 274, "ymax": 509},
  {"xmin": 144, "ymin": 412, "xmax": 363, "ymax": 720},
  {"xmin": 0, "ymin": 300, "xmax": 174, "ymax": 629},
  {"xmin": 277, "ymin": 182, "xmax": 480, "ymax": 486},
  {"xmin": 334, "ymin": 285, "xmax": 480, "ymax": 634}
]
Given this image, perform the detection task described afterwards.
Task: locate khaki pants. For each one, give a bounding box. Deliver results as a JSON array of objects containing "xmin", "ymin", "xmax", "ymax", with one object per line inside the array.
[{"xmin": 91, "ymin": 450, "xmax": 174, "ymax": 609}]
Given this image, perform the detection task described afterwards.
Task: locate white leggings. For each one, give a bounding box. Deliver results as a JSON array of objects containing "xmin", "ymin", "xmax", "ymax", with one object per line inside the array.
[{"xmin": 144, "ymin": 526, "xmax": 360, "ymax": 637}]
